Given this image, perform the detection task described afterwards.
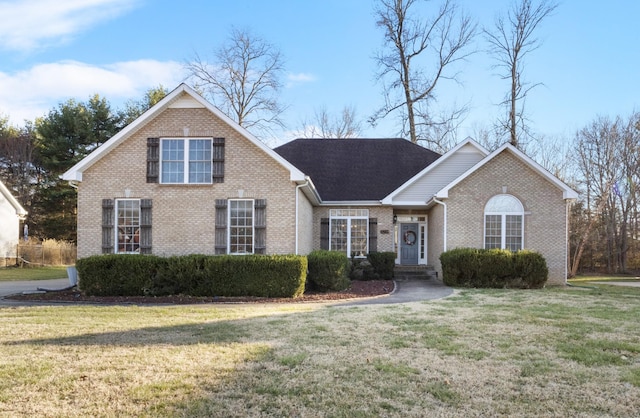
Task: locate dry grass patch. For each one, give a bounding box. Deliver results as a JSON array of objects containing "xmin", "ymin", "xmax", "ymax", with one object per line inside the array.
[{"xmin": 2, "ymin": 285, "xmax": 640, "ymax": 416}]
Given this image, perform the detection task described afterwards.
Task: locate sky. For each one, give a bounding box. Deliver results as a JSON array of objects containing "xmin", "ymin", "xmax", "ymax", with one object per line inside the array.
[{"xmin": 0, "ymin": 0, "xmax": 638, "ymax": 147}]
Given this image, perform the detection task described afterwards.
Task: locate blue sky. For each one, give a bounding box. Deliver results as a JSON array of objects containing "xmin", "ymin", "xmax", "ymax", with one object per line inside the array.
[{"xmin": 1, "ymin": 0, "xmax": 638, "ymax": 146}]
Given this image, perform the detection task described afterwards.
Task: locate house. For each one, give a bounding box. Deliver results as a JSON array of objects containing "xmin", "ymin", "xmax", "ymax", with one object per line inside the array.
[
  {"xmin": 62, "ymin": 84, "xmax": 578, "ymax": 285},
  {"xmin": 0, "ymin": 180, "xmax": 27, "ymax": 263}
]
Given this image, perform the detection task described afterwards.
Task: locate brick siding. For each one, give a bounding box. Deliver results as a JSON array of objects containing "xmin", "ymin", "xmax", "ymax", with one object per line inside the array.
[{"xmin": 77, "ymin": 101, "xmax": 299, "ymax": 258}]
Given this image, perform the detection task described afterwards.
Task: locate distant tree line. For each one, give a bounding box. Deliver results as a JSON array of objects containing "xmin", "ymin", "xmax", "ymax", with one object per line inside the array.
[{"xmin": 0, "ymin": 87, "xmax": 168, "ymax": 241}]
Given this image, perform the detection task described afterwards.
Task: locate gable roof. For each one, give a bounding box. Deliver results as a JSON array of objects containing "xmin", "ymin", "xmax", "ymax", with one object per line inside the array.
[
  {"xmin": 0, "ymin": 180, "xmax": 27, "ymax": 218},
  {"xmin": 61, "ymin": 83, "xmax": 306, "ymax": 183},
  {"xmin": 434, "ymin": 142, "xmax": 579, "ymax": 200},
  {"xmin": 274, "ymin": 138, "xmax": 441, "ymax": 201},
  {"xmin": 382, "ymin": 137, "xmax": 488, "ymax": 205}
]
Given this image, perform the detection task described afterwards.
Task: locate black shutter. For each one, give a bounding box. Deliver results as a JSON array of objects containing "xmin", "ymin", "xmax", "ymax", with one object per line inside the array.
[
  {"xmin": 368, "ymin": 218, "xmax": 378, "ymax": 253},
  {"xmin": 254, "ymin": 199, "xmax": 266, "ymax": 254},
  {"xmin": 320, "ymin": 218, "xmax": 329, "ymax": 250},
  {"xmin": 147, "ymin": 138, "xmax": 159, "ymax": 183},
  {"xmin": 102, "ymin": 199, "xmax": 114, "ymax": 254},
  {"xmin": 140, "ymin": 199, "xmax": 152, "ymax": 254},
  {"xmin": 215, "ymin": 199, "xmax": 228, "ymax": 254},
  {"xmin": 212, "ymin": 138, "xmax": 225, "ymax": 183}
]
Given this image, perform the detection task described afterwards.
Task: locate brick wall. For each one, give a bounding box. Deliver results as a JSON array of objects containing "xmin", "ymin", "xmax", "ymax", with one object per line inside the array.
[
  {"xmin": 77, "ymin": 102, "xmax": 298, "ymax": 258},
  {"xmin": 444, "ymin": 151, "xmax": 569, "ymax": 285}
]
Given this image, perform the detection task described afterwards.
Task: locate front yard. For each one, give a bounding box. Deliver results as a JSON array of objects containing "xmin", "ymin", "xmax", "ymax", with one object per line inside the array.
[{"xmin": 2, "ymin": 281, "xmax": 640, "ymax": 417}]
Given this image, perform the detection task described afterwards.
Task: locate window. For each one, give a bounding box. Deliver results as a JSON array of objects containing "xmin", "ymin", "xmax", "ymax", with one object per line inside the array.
[
  {"xmin": 329, "ymin": 209, "xmax": 368, "ymax": 257},
  {"xmin": 160, "ymin": 138, "xmax": 212, "ymax": 184},
  {"xmin": 229, "ymin": 200, "xmax": 254, "ymax": 254},
  {"xmin": 102, "ymin": 199, "xmax": 152, "ymax": 254},
  {"xmin": 484, "ymin": 195, "xmax": 523, "ymax": 251},
  {"xmin": 116, "ymin": 199, "xmax": 140, "ymax": 253}
]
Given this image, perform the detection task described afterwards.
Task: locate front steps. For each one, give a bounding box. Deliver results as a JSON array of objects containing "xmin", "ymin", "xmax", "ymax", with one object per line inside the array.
[{"xmin": 394, "ymin": 265, "xmax": 437, "ymax": 281}]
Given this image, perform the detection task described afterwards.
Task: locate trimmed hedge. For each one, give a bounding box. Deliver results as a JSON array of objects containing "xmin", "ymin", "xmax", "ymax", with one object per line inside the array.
[
  {"xmin": 350, "ymin": 252, "xmax": 396, "ymax": 280},
  {"xmin": 76, "ymin": 254, "xmax": 307, "ymax": 298},
  {"xmin": 307, "ymin": 250, "xmax": 350, "ymax": 291},
  {"xmin": 367, "ymin": 252, "xmax": 396, "ymax": 279},
  {"xmin": 440, "ymin": 248, "xmax": 548, "ymax": 289}
]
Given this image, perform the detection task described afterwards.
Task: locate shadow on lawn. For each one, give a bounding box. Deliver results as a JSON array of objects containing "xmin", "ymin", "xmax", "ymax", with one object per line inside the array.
[{"xmin": 4, "ymin": 318, "xmax": 260, "ymax": 347}]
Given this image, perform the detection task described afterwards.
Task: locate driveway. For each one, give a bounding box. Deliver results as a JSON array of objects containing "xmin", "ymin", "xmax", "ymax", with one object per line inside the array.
[{"xmin": 0, "ymin": 278, "xmax": 71, "ymax": 298}]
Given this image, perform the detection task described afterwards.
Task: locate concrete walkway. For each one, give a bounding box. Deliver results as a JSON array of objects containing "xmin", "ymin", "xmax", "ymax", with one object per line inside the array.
[
  {"xmin": 337, "ymin": 279, "xmax": 454, "ymax": 306},
  {"xmin": 0, "ymin": 278, "xmax": 455, "ymax": 307}
]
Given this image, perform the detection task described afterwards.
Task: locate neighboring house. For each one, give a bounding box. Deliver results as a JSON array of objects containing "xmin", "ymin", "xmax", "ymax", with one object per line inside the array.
[
  {"xmin": 62, "ymin": 84, "xmax": 578, "ymax": 285},
  {"xmin": 0, "ymin": 180, "xmax": 27, "ymax": 261}
]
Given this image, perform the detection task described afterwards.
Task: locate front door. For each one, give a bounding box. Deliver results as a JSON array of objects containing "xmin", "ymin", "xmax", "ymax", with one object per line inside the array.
[{"xmin": 400, "ymin": 223, "xmax": 419, "ymax": 265}]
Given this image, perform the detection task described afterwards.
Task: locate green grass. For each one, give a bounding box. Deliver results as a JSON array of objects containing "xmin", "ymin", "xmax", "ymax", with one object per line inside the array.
[
  {"xmin": 2, "ymin": 285, "xmax": 640, "ymax": 416},
  {"xmin": 0, "ymin": 265, "xmax": 68, "ymax": 281}
]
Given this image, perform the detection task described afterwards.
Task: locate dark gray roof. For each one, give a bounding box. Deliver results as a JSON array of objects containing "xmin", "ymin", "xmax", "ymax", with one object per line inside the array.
[{"xmin": 274, "ymin": 138, "xmax": 441, "ymax": 201}]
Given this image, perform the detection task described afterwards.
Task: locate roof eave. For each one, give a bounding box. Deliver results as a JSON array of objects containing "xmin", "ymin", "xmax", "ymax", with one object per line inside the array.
[{"xmin": 318, "ymin": 200, "xmax": 383, "ymax": 206}]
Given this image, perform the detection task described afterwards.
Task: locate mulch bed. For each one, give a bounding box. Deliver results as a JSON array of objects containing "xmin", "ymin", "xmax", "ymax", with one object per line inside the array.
[{"xmin": 6, "ymin": 280, "xmax": 394, "ymax": 305}]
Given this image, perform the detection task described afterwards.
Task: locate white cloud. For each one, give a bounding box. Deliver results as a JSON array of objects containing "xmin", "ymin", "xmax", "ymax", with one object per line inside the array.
[
  {"xmin": 0, "ymin": 0, "xmax": 140, "ymax": 51},
  {"xmin": 0, "ymin": 59, "xmax": 185, "ymax": 124},
  {"xmin": 286, "ymin": 72, "xmax": 316, "ymax": 87}
]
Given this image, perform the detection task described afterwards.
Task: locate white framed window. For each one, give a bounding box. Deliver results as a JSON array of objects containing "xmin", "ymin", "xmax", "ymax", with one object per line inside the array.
[
  {"xmin": 329, "ymin": 209, "xmax": 369, "ymax": 257},
  {"xmin": 229, "ymin": 199, "xmax": 254, "ymax": 254},
  {"xmin": 484, "ymin": 195, "xmax": 524, "ymax": 252},
  {"xmin": 116, "ymin": 199, "xmax": 140, "ymax": 253},
  {"xmin": 160, "ymin": 138, "xmax": 212, "ymax": 184}
]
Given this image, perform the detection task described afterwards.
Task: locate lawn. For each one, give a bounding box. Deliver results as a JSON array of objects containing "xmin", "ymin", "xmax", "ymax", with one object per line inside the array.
[
  {"xmin": 0, "ymin": 266, "xmax": 68, "ymax": 281},
  {"xmin": 2, "ymin": 283, "xmax": 640, "ymax": 417}
]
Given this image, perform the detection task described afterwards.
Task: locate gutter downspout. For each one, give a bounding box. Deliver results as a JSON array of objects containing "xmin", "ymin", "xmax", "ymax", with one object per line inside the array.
[
  {"xmin": 295, "ymin": 180, "xmax": 308, "ymax": 255},
  {"xmin": 565, "ymin": 198, "xmax": 575, "ymax": 284},
  {"xmin": 433, "ymin": 198, "xmax": 447, "ymax": 252}
]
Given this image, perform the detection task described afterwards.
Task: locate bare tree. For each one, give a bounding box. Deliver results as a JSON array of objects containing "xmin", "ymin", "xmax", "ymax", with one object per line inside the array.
[
  {"xmin": 185, "ymin": 28, "xmax": 286, "ymax": 140},
  {"xmin": 298, "ymin": 105, "xmax": 363, "ymax": 138},
  {"xmin": 371, "ymin": 0, "xmax": 476, "ymax": 148},
  {"xmin": 484, "ymin": 0, "xmax": 558, "ymax": 148},
  {"xmin": 570, "ymin": 113, "xmax": 640, "ymax": 275}
]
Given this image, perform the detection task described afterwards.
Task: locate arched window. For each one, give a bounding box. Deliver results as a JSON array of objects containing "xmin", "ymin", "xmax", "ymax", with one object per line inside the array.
[{"xmin": 484, "ymin": 195, "xmax": 524, "ymax": 251}]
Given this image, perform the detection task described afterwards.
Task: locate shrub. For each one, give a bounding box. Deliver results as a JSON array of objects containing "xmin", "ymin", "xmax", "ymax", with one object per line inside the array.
[
  {"xmin": 367, "ymin": 252, "xmax": 396, "ymax": 279},
  {"xmin": 307, "ymin": 250, "xmax": 350, "ymax": 291},
  {"xmin": 77, "ymin": 254, "xmax": 161, "ymax": 296},
  {"xmin": 76, "ymin": 254, "xmax": 307, "ymax": 298},
  {"xmin": 440, "ymin": 248, "xmax": 548, "ymax": 289},
  {"xmin": 514, "ymin": 250, "xmax": 549, "ymax": 289}
]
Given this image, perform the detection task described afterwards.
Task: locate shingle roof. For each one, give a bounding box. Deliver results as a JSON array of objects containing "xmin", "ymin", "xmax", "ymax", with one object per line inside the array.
[{"xmin": 274, "ymin": 138, "xmax": 441, "ymax": 201}]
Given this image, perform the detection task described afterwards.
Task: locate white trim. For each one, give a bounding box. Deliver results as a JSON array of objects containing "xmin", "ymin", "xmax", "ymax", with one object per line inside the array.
[
  {"xmin": 228, "ymin": 199, "xmax": 255, "ymax": 255},
  {"xmin": 115, "ymin": 198, "xmax": 141, "ymax": 254},
  {"xmin": 395, "ymin": 217, "xmax": 429, "ymax": 265},
  {"xmin": 329, "ymin": 209, "xmax": 369, "ymax": 257},
  {"xmin": 159, "ymin": 138, "xmax": 213, "ymax": 184},
  {"xmin": 382, "ymin": 137, "xmax": 489, "ymax": 204},
  {"xmin": 435, "ymin": 143, "xmax": 579, "ymax": 200},
  {"xmin": 483, "ymin": 194, "xmax": 524, "ymax": 251},
  {"xmin": 0, "ymin": 180, "xmax": 27, "ymax": 218},
  {"xmin": 61, "ymin": 83, "xmax": 306, "ymax": 183}
]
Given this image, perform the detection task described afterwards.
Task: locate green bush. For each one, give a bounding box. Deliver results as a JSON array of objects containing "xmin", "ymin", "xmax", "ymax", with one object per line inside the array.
[
  {"xmin": 307, "ymin": 250, "xmax": 350, "ymax": 291},
  {"xmin": 76, "ymin": 254, "xmax": 307, "ymax": 298},
  {"xmin": 367, "ymin": 252, "xmax": 396, "ymax": 279},
  {"xmin": 514, "ymin": 250, "xmax": 549, "ymax": 289},
  {"xmin": 77, "ymin": 254, "xmax": 162, "ymax": 296},
  {"xmin": 440, "ymin": 248, "xmax": 548, "ymax": 289}
]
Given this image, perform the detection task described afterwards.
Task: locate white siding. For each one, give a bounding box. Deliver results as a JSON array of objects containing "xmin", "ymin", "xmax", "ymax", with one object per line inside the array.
[
  {"xmin": 0, "ymin": 198, "xmax": 20, "ymax": 257},
  {"xmin": 393, "ymin": 144, "xmax": 485, "ymax": 203}
]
